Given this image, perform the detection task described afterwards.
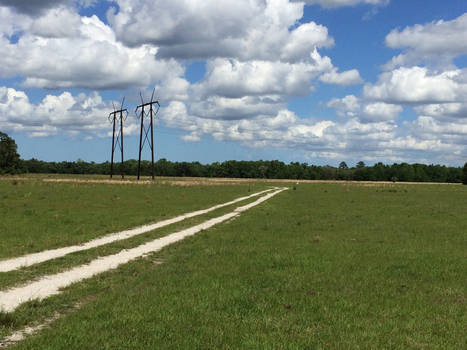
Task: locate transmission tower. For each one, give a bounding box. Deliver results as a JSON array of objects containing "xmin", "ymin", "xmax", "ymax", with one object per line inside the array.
[
  {"xmin": 109, "ymin": 98, "xmax": 128, "ymax": 179},
  {"xmin": 135, "ymin": 89, "xmax": 160, "ymax": 180}
]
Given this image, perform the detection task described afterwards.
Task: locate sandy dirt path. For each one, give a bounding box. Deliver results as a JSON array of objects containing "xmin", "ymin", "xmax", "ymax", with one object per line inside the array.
[
  {"xmin": 0, "ymin": 188, "xmax": 287, "ymax": 312},
  {"xmin": 0, "ymin": 188, "xmax": 277, "ymax": 273},
  {"xmin": 0, "ymin": 312, "xmax": 61, "ymax": 348}
]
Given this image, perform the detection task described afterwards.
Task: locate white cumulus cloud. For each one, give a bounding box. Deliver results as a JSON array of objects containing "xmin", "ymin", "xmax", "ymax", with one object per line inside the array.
[
  {"xmin": 0, "ymin": 87, "xmax": 139, "ymax": 138},
  {"xmin": 298, "ymin": 0, "xmax": 389, "ymax": 8},
  {"xmin": 195, "ymin": 54, "xmax": 333, "ymax": 99},
  {"xmin": 363, "ymin": 67, "xmax": 467, "ymax": 104},
  {"xmin": 0, "ymin": 7, "xmax": 184, "ymax": 90},
  {"xmin": 109, "ymin": 0, "xmax": 334, "ymax": 62},
  {"xmin": 159, "ymin": 99, "xmax": 407, "ymax": 164},
  {"xmin": 319, "ymin": 68, "xmax": 363, "ymax": 86},
  {"xmin": 327, "ymin": 95, "xmax": 402, "ymax": 122},
  {"xmin": 384, "ymin": 13, "xmax": 467, "ymax": 69}
]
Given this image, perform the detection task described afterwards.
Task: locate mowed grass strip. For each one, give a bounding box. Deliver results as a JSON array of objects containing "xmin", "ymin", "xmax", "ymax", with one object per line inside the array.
[
  {"xmin": 3, "ymin": 183, "xmax": 467, "ymax": 349},
  {"xmin": 0, "ymin": 176, "xmax": 268, "ymax": 259}
]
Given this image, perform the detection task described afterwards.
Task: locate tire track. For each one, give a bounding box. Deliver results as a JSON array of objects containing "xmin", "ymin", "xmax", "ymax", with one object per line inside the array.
[
  {"xmin": 0, "ymin": 187, "xmax": 287, "ymax": 312},
  {"xmin": 0, "ymin": 188, "xmax": 276, "ymax": 272}
]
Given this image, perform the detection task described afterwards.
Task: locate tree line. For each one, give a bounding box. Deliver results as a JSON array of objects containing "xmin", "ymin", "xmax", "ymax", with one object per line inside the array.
[
  {"xmin": 1, "ymin": 131, "xmax": 467, "ymax": 183},
  {"xmin": 13, "ymin": 158, "xmax": 467, "ymax": 183}
]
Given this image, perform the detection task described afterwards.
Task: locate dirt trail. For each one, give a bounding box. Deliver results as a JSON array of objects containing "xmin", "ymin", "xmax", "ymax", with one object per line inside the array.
[
  {"xmin": 0, "ymin": 313, "xmax": 61, "ymax": 348},
  {"xmin": 0, "ymin": 188, "xmax": 276, "ymax": 272},
  {"xmin": 0, "ymin": 188, "xmax": 287, "ymax": 312},
  {"xmin": 0, "ymin": 297, "xmax": 94, "ymax": 348}
]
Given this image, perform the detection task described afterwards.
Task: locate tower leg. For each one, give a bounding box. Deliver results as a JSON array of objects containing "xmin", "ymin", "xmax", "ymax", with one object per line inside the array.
[
  {"xmin": 137, "ymin": 106, "xmax": 144, "ymax": 180},
  {"xmin": 150, "ymin": 104, "xmax": 155, "ymax": 180},
  {"xmin": 110, "ymin": 115, "xmax": 116, "ymax": 178},
  {"xmin": 120, "ymin": 111, "xmax": 125, "ymax": 179}
]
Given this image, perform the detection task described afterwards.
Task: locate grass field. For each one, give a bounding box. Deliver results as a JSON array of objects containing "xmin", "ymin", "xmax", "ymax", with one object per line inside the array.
[
  {"xmin": 0, "ymin": 176, "xmax": 466, "ymax": 349},
  {"xmin": 0, "ymin": 176, "xmax": 269, "ymax": 259}
]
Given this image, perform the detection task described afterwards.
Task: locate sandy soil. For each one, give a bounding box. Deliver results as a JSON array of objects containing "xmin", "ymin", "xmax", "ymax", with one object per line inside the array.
[
  {"xmin": 0, "ymin": 296, "xmax": 95, "ymax": 348},
  {"xmin": 0, "ymin": 188, "xmax": 287, "ymax": 313},
  {"xmin": 0, "ymin": 312, "xmax": 61, "ymax": 348},
  {"xmin": 0, "ymin": 188, "xmax": 276, "ymax": 272}
]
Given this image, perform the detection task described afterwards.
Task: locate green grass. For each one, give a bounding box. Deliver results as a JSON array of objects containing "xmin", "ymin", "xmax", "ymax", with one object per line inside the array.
[
  {"xmin": 1, "ymin": 181, "xmax": 466, "ymax": 349},
  {"xmin": 0, "ymin": 190, "xmax": 271, "ymax": 291},
  {"xmin": 0, "ymin": 176, "xmax": 268, "ymax": 259}
]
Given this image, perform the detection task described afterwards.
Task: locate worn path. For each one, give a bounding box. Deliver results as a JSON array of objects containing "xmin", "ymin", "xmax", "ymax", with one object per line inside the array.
[
  {"xmin": 0, "ymin": 188, "xmax": 287, "ymax": 312},
  {"xmin": 0, "ymin": 188, "xmax": 276, "ymax": 272}
]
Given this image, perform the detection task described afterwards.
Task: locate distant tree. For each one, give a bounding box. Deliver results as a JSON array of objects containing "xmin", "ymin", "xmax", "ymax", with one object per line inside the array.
[
  {"xmin": 322, "ymin": 165, "xmax": 336, "ymax": 180},
  {"xmin": 395, "ymin": 163, "xmax": 415, "ymax": 182},
  {"xmin": 412, "ymin": 163, "xmax": 429, "ymax": 182},
  {"xmin": 371, "ymin": 162, "xmax": 388, "ymax": 181},
  {"xmin": 258, "ymin": 165, "xmax": 268, "ymax": 178},
  {"xmin": 339, "ymin": 161, "xmax": 348, "ymax": 169},
  {"xmin": 0, "ymin": 131, "xmax": 21, "ymax": 174},
  {"xmin": 463, "ymin": 162, "xmax": 467, "ymax": 185},
  {"xmin": 446, "ymin": 166, "xmax": 462, "ymax": 183},
  {"xmin": 356, "ymin": 161, "xmax": 365, "ymax": 168},
  {"xmin": 354, "ymin": 166, "xmax": 370, "ymax": 181}
]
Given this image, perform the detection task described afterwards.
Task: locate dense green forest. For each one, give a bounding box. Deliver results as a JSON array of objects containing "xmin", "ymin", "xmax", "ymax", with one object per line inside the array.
[
  {"xmin": 1, "ymin": 131, "xmax": 466, "ymax": 183},
  {"xmin": 12, "ymin": 158, "xmax": 466, "ymax": 183}
]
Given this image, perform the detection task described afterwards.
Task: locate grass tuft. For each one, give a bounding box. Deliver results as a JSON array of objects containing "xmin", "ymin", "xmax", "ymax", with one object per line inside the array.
[{"xmin": 0, "ymin": 312, "xmax": 16, "ymax": 328}]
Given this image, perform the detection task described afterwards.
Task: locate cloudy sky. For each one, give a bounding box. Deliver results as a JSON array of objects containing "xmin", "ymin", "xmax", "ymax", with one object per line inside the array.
[{"xmin": 0, "ymin": 0, "xmax": 466, "ymax": 166}]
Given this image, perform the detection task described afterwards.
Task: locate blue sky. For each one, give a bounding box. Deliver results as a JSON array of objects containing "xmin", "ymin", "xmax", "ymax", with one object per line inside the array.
[{"xmin": 0, "ymin": 0, "xmax": 466, "ymax": 166}]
